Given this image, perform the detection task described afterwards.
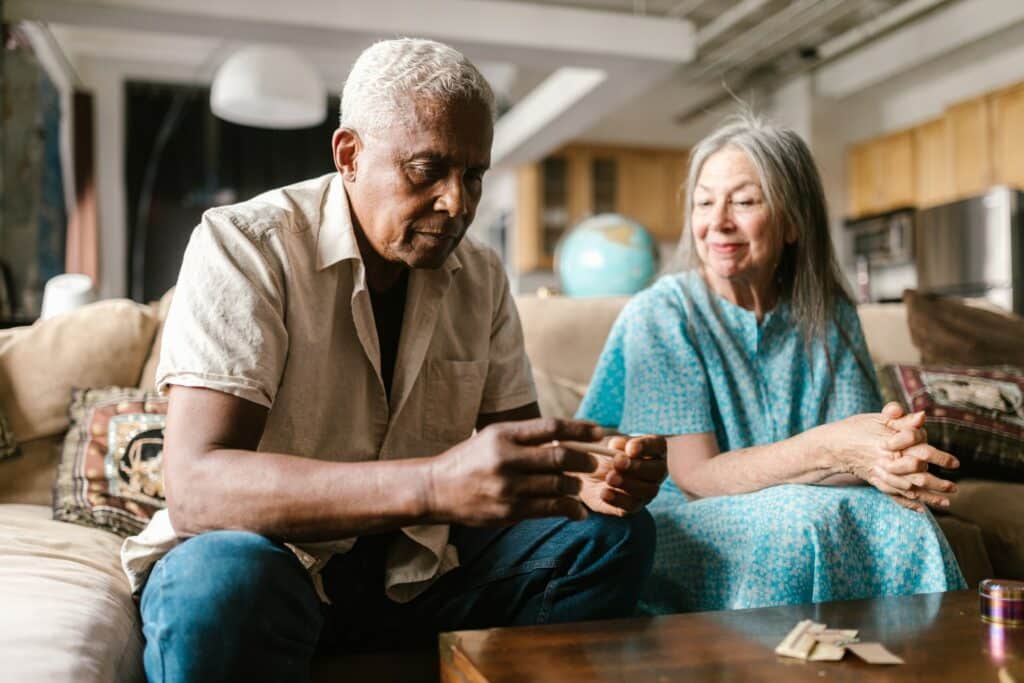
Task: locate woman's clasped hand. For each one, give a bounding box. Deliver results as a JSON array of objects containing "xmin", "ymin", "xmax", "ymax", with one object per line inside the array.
[{"xmin": 816, "ymin": 401, "xmax": 959, "ymax": 512}]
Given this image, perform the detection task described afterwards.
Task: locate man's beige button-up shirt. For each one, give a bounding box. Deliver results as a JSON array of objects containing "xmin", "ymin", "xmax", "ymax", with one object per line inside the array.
[{"xmin": 121, "ymin": 173, "xmax": 536, "ymax": 603}]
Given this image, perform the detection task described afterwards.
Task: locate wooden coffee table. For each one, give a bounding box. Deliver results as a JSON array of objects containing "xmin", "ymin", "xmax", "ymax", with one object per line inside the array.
[{"xmin": 439, "ymin": 590, "xmax": 1024, "ymax": 682}]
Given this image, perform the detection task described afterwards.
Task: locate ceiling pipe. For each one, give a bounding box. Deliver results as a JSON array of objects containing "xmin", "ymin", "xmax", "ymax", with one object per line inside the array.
[
  {"xmin": 700, "ymin": 0, "xmax": 858, "ymax": 82},
  {"xmin": 666, "ymin": 0, "xmax": 707, "ymax": 20},
  {"xmin": 696, "ymin": 0, "xmax": 772, "ymax": 49},
  {"xmin": 673, "ymin": 0, "xmax": 955, "ymax": 126},
  {"xmin": 693, "ymin": 0, "xmax": 830, "ymax": 79},
  {"xmin": 816, "ymin": 0, "xmax": 951, "ymax": 61}
]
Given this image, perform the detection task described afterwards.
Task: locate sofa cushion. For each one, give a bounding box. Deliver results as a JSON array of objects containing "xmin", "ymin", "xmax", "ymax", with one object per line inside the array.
[
  {"xmin": 516, "ymin": 294, "xmax": 628, "ymax": 418},
  {"xmin": 0, "ymin": 504, "xmax": 143, "ymax": 682},
  {"xmin": 946, "ymin": 479, "xmax": 1024, "ymax": 579},
  {"xmin": 0, "ymin": 434, "xmax": 63, "ymax": 505},
  {"xmin": 905, "ymin": 290, "xmax": 1024, "ymax": 366},
  {"xmin": 531, "ymin": 368, "xmax": 589, "ymax": 421},
  {"xmin": 54, "ymin": 387, "xmax": 167, "ymax": 537},
  {"xmin": 139, "ymin": 288, "xmax": 175, "ymax": 392},
  {"xmin": 0, "ymin": 299, "xmax": 159, "ymax": 442},
  {"xmin": 0, "ymin": 407, "xmax": 16, "ymax": 461},
  {"xmin": 855, "ymin": 303, "xmax": 920, "ymax": 366},
  {"xmin": 934, "ymin": 515, "xmax": 993, "ymax": 589},
  {"xmin": 880, "ymin": 364, "xmax": 1024, "ymax": 482}
]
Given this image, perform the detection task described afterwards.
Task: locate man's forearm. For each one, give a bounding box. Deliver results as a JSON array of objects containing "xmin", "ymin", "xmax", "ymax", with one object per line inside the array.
[{"xmin": 166, "ymin": 448, "xmax": 436, "ymax": 540}]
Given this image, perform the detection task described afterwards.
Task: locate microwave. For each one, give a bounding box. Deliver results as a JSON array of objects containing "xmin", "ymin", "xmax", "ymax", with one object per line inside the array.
[{"xmin": 845, "ymin": 208, "xmax": 915, "ymax": 267}]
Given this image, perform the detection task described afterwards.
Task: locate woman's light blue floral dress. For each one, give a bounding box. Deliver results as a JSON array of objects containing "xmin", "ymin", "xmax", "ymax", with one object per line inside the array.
[{"xmin": 577, "ymin": 271, "xmax": 965, "ymax": 614}]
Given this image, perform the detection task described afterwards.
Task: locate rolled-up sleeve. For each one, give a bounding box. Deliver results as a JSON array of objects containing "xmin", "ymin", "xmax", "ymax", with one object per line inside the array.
[{"xmin": 156, "ymin": 209, "xmax": 288, "ymax": 408}]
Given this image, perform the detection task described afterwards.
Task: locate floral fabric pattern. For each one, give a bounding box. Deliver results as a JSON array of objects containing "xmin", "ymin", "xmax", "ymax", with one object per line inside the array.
[
  {"xmin": 578, "ymin": 271, "xmax": 965, "ymax": 613},
  {"xmin": 881, "ymin": 364, "xmax": 1024, "ymax": 482},
  {"xmin": 53, "ymin": 387, "xmax": 167, "ymax": 537}
]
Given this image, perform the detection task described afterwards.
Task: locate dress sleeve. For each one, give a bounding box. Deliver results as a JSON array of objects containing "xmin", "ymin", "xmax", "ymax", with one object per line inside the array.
[
  {"xmin": 576, "ymin": 279, "xmax": 715, "ymax": 436},
  {"xmin": 826, "ymin": 298, "xmax": 884, "ymax": 421},
  {"xmin": 156, "ymin": 209, "xmax": 289, "ymax": 408}
]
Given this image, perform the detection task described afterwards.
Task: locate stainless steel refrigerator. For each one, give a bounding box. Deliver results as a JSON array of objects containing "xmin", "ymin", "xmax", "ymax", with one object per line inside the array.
[{"xmin": 914, "ymin": 186, "xmax": 1024, "ymax": 315}]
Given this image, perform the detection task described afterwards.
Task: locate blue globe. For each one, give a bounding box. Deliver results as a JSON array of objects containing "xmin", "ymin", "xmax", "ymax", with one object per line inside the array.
[{"xmin": 555, "ymin": 213, "xmax": 660, "ymax": 297}]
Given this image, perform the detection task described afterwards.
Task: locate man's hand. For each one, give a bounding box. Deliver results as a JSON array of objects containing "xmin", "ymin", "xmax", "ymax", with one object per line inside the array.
[
  {"xmin": 424, "ymin": 418, "xmax": 604, "ymax": 527},
  {"xmin": 574, "ymin": 435, "xmax": 668, "ymax": 517}
]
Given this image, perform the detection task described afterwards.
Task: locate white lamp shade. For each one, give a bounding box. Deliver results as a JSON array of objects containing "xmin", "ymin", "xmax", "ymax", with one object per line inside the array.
[{"xmin": 210, "ymin": 45, "xmax": 327, "ymax": 129}]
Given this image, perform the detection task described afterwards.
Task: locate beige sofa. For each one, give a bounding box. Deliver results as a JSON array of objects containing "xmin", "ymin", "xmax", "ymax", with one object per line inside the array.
[
  {"xmin": 516, "ymin": 295, "xmax": 1024, "ymax": 589},
  {"xmin": 0, "ymin": 293, "xmax": 1021, "ymax": 681}
]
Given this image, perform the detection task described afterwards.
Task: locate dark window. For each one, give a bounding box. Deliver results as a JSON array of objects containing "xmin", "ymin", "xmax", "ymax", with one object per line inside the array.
[{"xmin": 125, "ymin": 81, "xmax": 338, "ymax": 302}]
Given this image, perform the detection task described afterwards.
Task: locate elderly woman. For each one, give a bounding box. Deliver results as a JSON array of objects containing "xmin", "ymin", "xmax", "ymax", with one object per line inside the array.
[{"xmin": 577, "ymin": 115, "xmax": 966, "ymax": 614}]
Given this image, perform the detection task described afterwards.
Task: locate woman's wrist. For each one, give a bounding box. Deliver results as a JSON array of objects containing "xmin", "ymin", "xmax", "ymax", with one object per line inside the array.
[{"xmin": 799, "ymin": 424, "xmax": 849, "ymax": 477}]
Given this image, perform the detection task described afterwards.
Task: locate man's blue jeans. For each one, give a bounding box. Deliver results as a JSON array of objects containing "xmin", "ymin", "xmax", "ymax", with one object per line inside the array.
[{"xmin": 139, "ymin": 511, "xmax": 655, "ymax": 682}]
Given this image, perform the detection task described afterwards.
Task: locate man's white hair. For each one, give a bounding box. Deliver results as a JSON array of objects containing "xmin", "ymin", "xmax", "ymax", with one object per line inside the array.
[{"xmin": 340, "ymin": 38, "xmax": 496, "ymax": 135}]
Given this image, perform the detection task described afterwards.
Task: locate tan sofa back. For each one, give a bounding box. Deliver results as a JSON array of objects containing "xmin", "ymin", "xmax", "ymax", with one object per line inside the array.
[
  {"xmin": 516, "ymin": 294, "xmax": 918, "ymax": 419},
  {"xmin": 0, "ymin": 289, "xmax": 916, "ymax": 504}
]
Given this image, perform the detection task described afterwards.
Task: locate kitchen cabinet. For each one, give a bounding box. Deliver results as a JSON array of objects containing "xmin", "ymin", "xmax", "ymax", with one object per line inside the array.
[
  {"xmin": 881, "ymin": 131, "xmax": 916, "ymax": 210},
  {"xmin": 846, "ymin": 131, "xmax": 914, "ymax": 218},
  {"xmin": 992, "ymin": 82, "xmax": 1024, "ymax": 191},
  {"xmin": 847, "ymin": 142, "xmax": 875, "ymax": 218},
  {"xmin": 846, "ymin": 78, "xmax": 1024, "ymax": 219},
  {"xmin": 514, "ymin": 144, "xmax": 689, "ymax": 272},
  {"xmin": 947, "ymin": 95, "xmax": 994, "ymax": 199},
  {"xmin": 913, "ymin": 118, "xmax": 953, "ymax": 208}
]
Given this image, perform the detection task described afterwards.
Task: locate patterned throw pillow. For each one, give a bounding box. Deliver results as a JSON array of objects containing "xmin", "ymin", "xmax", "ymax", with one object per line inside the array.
[
  {"xmin": 880, "ymin": 364, "xmax": 1024, "ymax": 482},
  {"xmin": 53, "ymin": 387, "xmax": 167, "ymax": 536},
  {"xmin": 0, "ymin": 409, "xmax": 17, "ymax": 461}
]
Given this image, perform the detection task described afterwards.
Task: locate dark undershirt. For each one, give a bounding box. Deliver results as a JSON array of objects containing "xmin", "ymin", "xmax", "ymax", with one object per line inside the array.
[{"xmin": 368, "ymin": 269, "xmax": 409, "ymax": 400}]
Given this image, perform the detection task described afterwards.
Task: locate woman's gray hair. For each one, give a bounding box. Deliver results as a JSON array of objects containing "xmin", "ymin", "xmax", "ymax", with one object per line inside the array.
[
  {"xmin": 673, "ymin": 112, "xmax": 856, "ymax": 363},
  {"xmin": 340, "ymin": 38, "xmax": 496, "ymax": 135}
]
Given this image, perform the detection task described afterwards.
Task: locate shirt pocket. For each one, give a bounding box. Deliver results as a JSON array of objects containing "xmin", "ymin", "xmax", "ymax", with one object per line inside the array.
[{"xmin": 422, "ymin": 359, "xmax": 489, "ymax": 445}]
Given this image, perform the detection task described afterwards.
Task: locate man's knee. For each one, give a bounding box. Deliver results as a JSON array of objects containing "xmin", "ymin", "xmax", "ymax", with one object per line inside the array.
[
  {"xmin": 576, "ymin": 509, "xmax": 656, "ymax": 576},
  {"xmin": 141, "ymin": 531, "xmax": 322, "ymax": 681},
  {"xmin": 141, "ymin": 530, "xmax": 319, "ymax": 632},
  {"xmin": 537, "ymin": 510, "xmax": 656, "ymax": 623},
  {"xmin": 147, "ymin": 531, "xmax": 302, "ymax": 595}
]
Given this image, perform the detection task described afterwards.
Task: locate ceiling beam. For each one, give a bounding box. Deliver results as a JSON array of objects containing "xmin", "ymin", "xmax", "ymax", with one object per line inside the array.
[
  {"xmin": 6, "ymin": 0, "xmax": 696, "ymax": 167},
  {"xmin": 492, "ymin": 60, "xmax": 684, "ymax": 167},
  {"xmin": 7, "ymin": 0, "xmax": 695, "ymax": 69},
  {"xmin": 814, "ymin": 0, "xmax": 1024, "ymax": 99},
  {"xmin": 492, "ymin": 67, "xmax": 607, "ymax": 167}
]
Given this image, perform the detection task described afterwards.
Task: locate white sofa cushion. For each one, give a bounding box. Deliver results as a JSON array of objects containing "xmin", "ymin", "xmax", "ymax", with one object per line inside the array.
[
  {"xmin": 855, "ymin": 303, "xmax": 920, "ymax": 366},
  {"xmin": 0, "ymin": 505, "xmax": 143, "ymax": 682}
]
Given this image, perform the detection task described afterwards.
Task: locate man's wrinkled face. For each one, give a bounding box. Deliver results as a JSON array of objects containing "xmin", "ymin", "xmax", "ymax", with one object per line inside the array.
[{"xmin": 334, "ymin": 99, "xmax": 493, "ymax": 270}]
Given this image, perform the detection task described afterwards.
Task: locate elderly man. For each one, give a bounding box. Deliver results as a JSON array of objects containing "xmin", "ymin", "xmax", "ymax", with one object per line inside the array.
[{"xmin": 126, "ymin": 38, "xmax": 666, "ymax": 680}]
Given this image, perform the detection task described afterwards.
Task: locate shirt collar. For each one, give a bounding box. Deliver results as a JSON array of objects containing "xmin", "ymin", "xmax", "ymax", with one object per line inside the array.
[
  {"xmin": 315, "ymin": 173, "xmax": 361, "ymax": 271},
  {"xmin": 315, "ymin": 173, "xmax": 463, "ymax": 275}
]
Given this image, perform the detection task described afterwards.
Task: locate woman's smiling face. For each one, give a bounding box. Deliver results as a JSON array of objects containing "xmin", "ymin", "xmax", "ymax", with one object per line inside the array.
[{"xmin": 691, "ymin": 146, "xmax": 789, "ymax": 290}]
